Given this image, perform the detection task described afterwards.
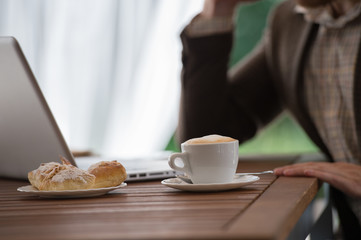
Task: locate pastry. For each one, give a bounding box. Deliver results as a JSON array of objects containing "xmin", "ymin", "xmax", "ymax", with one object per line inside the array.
[
  {"xmin": 88, "ymin": 160, "xmax": 127, "ymax": 188},
  {"xmin": 28, "ymin": 157, "xmax": 95, "ymax": 191},
  {"xmin": 28, "ymin": 161, "xmax": 62, "ymax": 189}
]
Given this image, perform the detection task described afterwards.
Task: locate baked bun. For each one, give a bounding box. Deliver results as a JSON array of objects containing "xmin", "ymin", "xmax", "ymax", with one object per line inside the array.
[
  {"xmin": 28, "ymin": 157, "xmax": 95, "ymax": 191},
  {"xmin": 88, "ymin": 160, "xmax": 127, "ymax": 188}
]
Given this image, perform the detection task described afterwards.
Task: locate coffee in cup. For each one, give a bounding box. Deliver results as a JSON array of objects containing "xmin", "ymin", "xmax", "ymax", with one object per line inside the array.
[{"xmin": 168, "ymin": 134, "xmax": 239, "ymax": 184}]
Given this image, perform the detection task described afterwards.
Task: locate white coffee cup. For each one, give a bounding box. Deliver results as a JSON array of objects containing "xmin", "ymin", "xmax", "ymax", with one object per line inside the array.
[{"xmin": 168, "ymin": 135, "xmax": 239, "ymax": 184}]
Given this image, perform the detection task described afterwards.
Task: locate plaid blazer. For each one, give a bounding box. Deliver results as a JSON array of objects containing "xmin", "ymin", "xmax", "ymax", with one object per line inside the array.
[{"xmin": 178, "ymin": 0, "xmax": 361, "ymax": 238}]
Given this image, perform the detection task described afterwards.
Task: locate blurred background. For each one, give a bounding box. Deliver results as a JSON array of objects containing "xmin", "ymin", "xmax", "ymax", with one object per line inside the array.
[{"xmin": 0, "ymin": 0, "xmax": 318, "ymax": 158}]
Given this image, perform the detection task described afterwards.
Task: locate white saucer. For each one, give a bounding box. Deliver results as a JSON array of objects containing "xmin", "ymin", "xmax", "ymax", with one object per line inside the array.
[
  {"xmin": 161, "ymin": 175, "xmax": 259, "ymax": 192},
  {"xmin": 17, "ymin": 183, "xmax": 127, "ymax": 199}
]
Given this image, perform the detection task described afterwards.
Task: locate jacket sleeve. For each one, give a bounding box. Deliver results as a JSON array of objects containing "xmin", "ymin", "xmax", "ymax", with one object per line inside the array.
[{"xmin": 176, "ymin": 22, "xmax": 282, "ymax": 145}]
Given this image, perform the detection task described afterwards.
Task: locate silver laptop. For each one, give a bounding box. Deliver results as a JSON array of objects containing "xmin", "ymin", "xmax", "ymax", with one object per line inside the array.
[{"xmin": 0, "ymin": 37, "xmax": 176, "ymax": 181}]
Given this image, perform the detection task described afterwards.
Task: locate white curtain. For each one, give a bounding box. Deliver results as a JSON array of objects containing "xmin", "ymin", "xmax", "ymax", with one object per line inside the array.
[{"xmin": 0, "ymin": 0, "xmax": 203, "ymax": 157}]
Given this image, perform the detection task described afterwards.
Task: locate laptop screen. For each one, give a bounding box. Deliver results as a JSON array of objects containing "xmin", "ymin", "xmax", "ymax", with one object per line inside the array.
[{"xmin": 0, "ymin": 37, "xmax": 75, "ymax": 179}]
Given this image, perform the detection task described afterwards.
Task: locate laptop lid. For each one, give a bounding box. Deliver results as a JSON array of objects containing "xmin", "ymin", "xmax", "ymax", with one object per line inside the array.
[
  {"xmin": 0, "ymin": 37, "xmax": 77, "ymax": 179},
  {"xmin": 0, "ymin": 37, "xmax": 176, "ymax": 181}
]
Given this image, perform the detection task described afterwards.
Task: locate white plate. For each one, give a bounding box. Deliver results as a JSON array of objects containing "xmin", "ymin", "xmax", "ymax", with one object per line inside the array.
[
  {"xmin": 161, "ymin": 175, "xmax": 259, "ymax": 192},
  {"xmin": 17, "ymin": 183, "xmax": 127, "ymax": 199}
]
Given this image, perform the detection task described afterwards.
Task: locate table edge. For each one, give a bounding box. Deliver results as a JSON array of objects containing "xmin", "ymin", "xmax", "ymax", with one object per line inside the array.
[{"xmin": 225, "ymin": 176, "xmax": 319, "ymax": 240}]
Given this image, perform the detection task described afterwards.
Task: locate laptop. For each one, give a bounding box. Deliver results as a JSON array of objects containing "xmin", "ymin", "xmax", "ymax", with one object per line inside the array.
[{"xmin": 0, "ymin": 37, "xmax": 177, "ymax": 181}]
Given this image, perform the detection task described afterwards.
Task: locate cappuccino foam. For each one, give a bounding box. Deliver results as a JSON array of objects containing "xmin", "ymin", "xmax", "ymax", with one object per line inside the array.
[{"xmin": 184, "ymin": 134, "xmax": 236, "ymax": 145}]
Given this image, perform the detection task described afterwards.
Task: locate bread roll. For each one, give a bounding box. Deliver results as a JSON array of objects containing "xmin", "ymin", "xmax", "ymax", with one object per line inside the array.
[
  {"xmin": 88, "ymin": 160, "xmax": 127, "ymax": 188},
  {"xmin": 28, "ymin": 157, "xmax": 95, "ymax": 191}
]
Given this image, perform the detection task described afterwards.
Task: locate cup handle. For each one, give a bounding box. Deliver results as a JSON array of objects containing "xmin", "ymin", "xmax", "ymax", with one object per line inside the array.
[{"xmin": 168, "ymin": 152, "xmax": 191, "ymax": 175}]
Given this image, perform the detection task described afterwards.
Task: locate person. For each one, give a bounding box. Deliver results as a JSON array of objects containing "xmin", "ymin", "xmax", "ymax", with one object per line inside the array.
[{"xmin": 177, "ymin": 0, "xmax": 361, "ymax": 238}]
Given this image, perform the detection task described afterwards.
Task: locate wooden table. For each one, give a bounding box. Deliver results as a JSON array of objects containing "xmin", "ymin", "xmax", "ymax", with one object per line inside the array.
[{"xmin": 0, "ymin": 155, "xmax": 324, "ymax": 240}]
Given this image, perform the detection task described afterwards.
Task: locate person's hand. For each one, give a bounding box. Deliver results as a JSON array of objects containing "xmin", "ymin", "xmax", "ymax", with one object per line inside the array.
[
  {"xmin": 274, "ymin": 162, "xmax": 361, "ymax": 198},
  {"xmin": 201, "ymin": 0, "xmax": 260, "ymax": 18}
]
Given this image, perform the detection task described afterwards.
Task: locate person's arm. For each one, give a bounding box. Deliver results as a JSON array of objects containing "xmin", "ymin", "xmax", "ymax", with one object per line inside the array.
[
  {"xmin": 274, "ymin": 162, "xmax": 361, "ymax": 198},
  {"xmin": 177, "ymin": 0, "xmax": 282, "ymax": 144}
]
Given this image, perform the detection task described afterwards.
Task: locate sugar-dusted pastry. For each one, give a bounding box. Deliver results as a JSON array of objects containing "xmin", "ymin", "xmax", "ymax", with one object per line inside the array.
[
  {"xmin": 28, "ymin": 157, "xmax": 95, "ymax": 191},
  {"xmin": 88, "ymin": 160, "xmax": 127, "ymax": 188},
  {"xmin": 28, "ymin": 161, "xmax": 62, "ymax": 189}
]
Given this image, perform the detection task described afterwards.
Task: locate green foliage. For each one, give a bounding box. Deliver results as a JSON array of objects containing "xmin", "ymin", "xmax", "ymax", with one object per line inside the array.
[
  {"xmin": 238, "ymin": 113, "xmax": 318, "ymax": 154},
  {"xmin": 165, "ymin": 132, "xmax": 180, "ymax": 152},
  {"xmin": 230, "ymin": 0, "xmax": 282, "ymax": 66}
]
